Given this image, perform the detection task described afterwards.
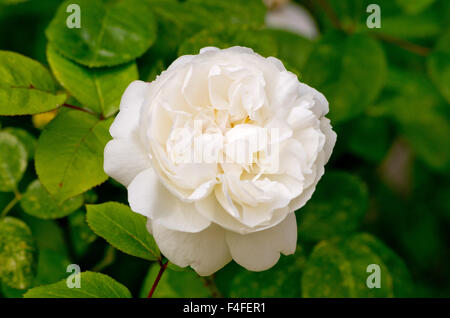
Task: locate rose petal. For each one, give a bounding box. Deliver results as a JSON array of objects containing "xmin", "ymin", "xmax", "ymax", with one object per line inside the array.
[
  {"xmin": 225, "ymin": 212, "xmax": 297, "ymax": 271},
  {"xmin": 109, "ymin": 80, "xmax": 152, "ymax": 139},
  {"xmin": 151, "ymin": 221, "xmax": 231, "ymax": 276},
  {"xmin": 128, "ymin": 169, "xmax": 211, "ymax": 233},
  {"xmin": 104, "ymin": 138, "xmax": 151, "ymax": 187}
]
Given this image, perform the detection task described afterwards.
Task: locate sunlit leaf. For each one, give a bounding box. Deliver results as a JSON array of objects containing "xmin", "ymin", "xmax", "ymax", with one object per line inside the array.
[
  {"xmin": 0, "ymin": 51, "xmax": 66, "ymax": 115},
  {"xmin": 86, "ymin": 202, "xmax": 160, "ymax": 261},
  {"xmin": 24, "ymin": 271, "xmax": 131, "ymax": 298},
  {"xmin": 35, "ymin": 109, "xmax": 113, "ymax": 203}
]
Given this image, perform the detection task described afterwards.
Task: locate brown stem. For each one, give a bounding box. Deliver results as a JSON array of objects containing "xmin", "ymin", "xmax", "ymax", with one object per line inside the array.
[
  {"xmin": 63, "ymin": 103, "xmax": 97, "ymax": 116},
  {"xmin": 371, "ymin": 32, "xmax": 431, "ymax": 57},
  {"xmin": 315, "ymin": 0, "xmax": 342, "ymax": 30},
  {"xmin": 201, "ymin": 276, "xmax": 223, "ymax": 298},
  {"xmin": 147, "ymin": 261, "xmax": 168, "ymax": 298}
]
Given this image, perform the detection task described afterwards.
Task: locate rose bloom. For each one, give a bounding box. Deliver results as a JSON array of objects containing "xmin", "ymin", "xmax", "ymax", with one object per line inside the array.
[{"xmin": 104, "ymin": 47, "xmax": 336, "ymax": 275}]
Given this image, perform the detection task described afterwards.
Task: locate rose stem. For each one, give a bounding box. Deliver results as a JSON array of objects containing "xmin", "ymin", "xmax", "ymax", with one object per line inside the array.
[{"xmin": 147, "ymin": 260, "xmax": 169, "ymax": 298}]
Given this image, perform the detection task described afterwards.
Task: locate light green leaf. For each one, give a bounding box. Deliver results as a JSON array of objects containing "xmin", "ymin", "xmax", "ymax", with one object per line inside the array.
[
  {"xmin": 139, "ymin": 264, "xmax": 210, "ymax": 298},
  {"xmin": 47, "ymin": 45, "xmax": 138, "ymax": 118},
  {"xmin": 298, "ymin": 171, "xmax": 369, "ymax": 241},
  {"xmin": 427, "ymin": 29, "xmax": 450, "ymax": 103},
  {"xmin": 0, "ymin": 51, "xmax": 66, "ymax": 115},
  {"xmin": 301, "ymin": 233, "xmax": 412, "ymax": 297},
  {"xmin": 21, "ymin": 180, "xmax": 84, "ymax": 219},
  {"xmin": 215, "ymin": 250, "xmax": 307, "ymax": 297},
  {"xmin": 302, "ymin": 33, "xmax": 386, "ymax": 123},
  {"xmin": 86, "ymin": 202, "xmax": 160, "ymax": 261},
  {"xmin": 3, "ymin": 127, "xmax": 37, "ymax": 160},
  {"xmin": 24, "ymin": 271, "xmax": 131, "ymax": 298},
  {"xmin": 0, "ymin": 131, "xmax": 27, "ymax": 192},
  {"xmin": 0, "ymin": 217, "xmax": 37, "ymax": 290},
  {"xmin": 46, "ymin": 0, "xmax": 157, "ymax": 67},
  {"xmin": 35, "ymin": 109, "xmax": 113, "ymax": 203}
]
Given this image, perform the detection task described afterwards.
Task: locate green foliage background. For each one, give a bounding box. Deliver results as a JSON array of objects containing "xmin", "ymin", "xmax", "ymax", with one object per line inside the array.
[{"xmin": 0, "ymin": 0, "xmax": 449, "ymax": 298}]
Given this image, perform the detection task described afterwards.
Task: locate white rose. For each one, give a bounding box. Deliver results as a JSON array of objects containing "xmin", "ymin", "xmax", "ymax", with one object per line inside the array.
[{"xmin": 104, "ymin": 46, "xmax": 336, "ymax": 276}]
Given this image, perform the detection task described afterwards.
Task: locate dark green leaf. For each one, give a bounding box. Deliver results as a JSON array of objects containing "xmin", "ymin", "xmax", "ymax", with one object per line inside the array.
[
  {"xmin": 21, "ymin": 214, "xmax": 71, "ymax": 286},
  {"xmin": 216, "ymin": 249, "xmax": 306, "ymax": 297},
  {"xmin": 302, "ymin": 33, "xmax": 386, "ymax": 123},
  {"xmin": 21, "ymin": 180, "xmax": 84, "ymax": 219},
  {"xmin": 427, "ymin": 29, "xmax": 450, "ymax": 103},
  {"xmin": 179, "ymin": 26, "xmax": 278, "ymax": 58},
  {"xmin": 68, "ymin": 209, "xmax": 97, "ymax": 257},
  {"xmin": 140, "ymin": 264, "xmax": 210, "ymax": 298},
  {"xmin": 298, "ymin": 171, "xmax": 369, "ymax": 241}
]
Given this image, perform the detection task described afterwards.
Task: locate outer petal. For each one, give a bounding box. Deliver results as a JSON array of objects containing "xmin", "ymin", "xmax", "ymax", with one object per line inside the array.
[
  {"xmin": 320, "ymin": 117, "xmax": 337, "ymax": 164},
  {"xmin": 151, "ymin": 222, "xmax": 232, "ymax": 276},
  {"xmin": 104, "ymin": 138, "xmax": 151, "ymax": 187},
  {"xmin": 128, "ymin": 169, "xmax": 211, "ymax": 233},
  {"xmin": 109, "ymin": 80, "xmax": 152, "ymax": 139},
  {"xmin": 225, "ymin": 212, "xmax": 297, "ymax": 271}
]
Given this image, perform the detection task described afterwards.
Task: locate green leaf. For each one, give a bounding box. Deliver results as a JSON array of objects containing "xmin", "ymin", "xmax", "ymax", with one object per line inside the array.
[
  {"xmin": 46, "ymin": 0, "xmax": 157, "ymax": 67},
  {"xmin": 179, "ymin": 26, "xmax": 278, "ymax": 59},
  {"xmin": 0, "ymin": 131, "xmax": 27, "ymax": 192},
  {"xmin": 376, "ymin": 69, "xmax": 450, "ymax": 171},
  {"xmin": 21, "ymin": 180, "xmax": 84, "ymax": 219},
  {"xmin": 68, "ymin": 209, "xmax": 97, "ymax": 257},
  {"xmin": 301, "ymin": 233, "xmax": 412, "ymax": 297},
  {"xmin": 378, "ymin": 11, "xmax": 441, "ymax": 40},
  {"xmin": 24, "ymin": 271, "xmax": 131, "ymax": 298},
  {"xmin": 47, "ymin": 45, "xmax": 138, "ymax": 118},
  {"xmin": 262, "ymin": 29, "xmax": 314, "ymax": 76},
  {"xmin": 302, "ymin": 32, "xmax": 386, "ymax": 123},
  {"xmin": 395, "ymin": 0, "xmax": 435, "ymax": 14},
  {"xmin": 343, "ymin": 116, "xmax": 391, "ymax": 162},
  {"xmin": 3, "ymin": 127, "xmax": 37, "ymax": 160},
  {"xmin": 298, "ymin": 171, "xmax": 369, "ymax": 242},
  {"xmin": 427, "ymin": 29, "xmax": 450, "ymax": 103},
  {"xmin": 0, "ymin": 50, "xmax": 66, "ymax": 115},
  {"xmin": 185, "ymin": 0, "xmax": 266, "ymax": 28},
  {"xmin": 21, "ymin": 214, "xmax": 71, "ymax": 286},
  {"xmin": 35, "ymin": 109, "xmax": 113, "ymax": 203},
  {"xmin": 86, "ymin": 202, "xmax": 160, "ymax": 261},
  {"xmin": 215, "ymin": 250, "xmax": 307, "ymax": 297},
  {"xmin": 0, "ymin": 217, "xmax": 37, "ymax": 289},
  {"xmin": 139, "ymin": 264, "xmax": 210, "ymax": 298}
]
